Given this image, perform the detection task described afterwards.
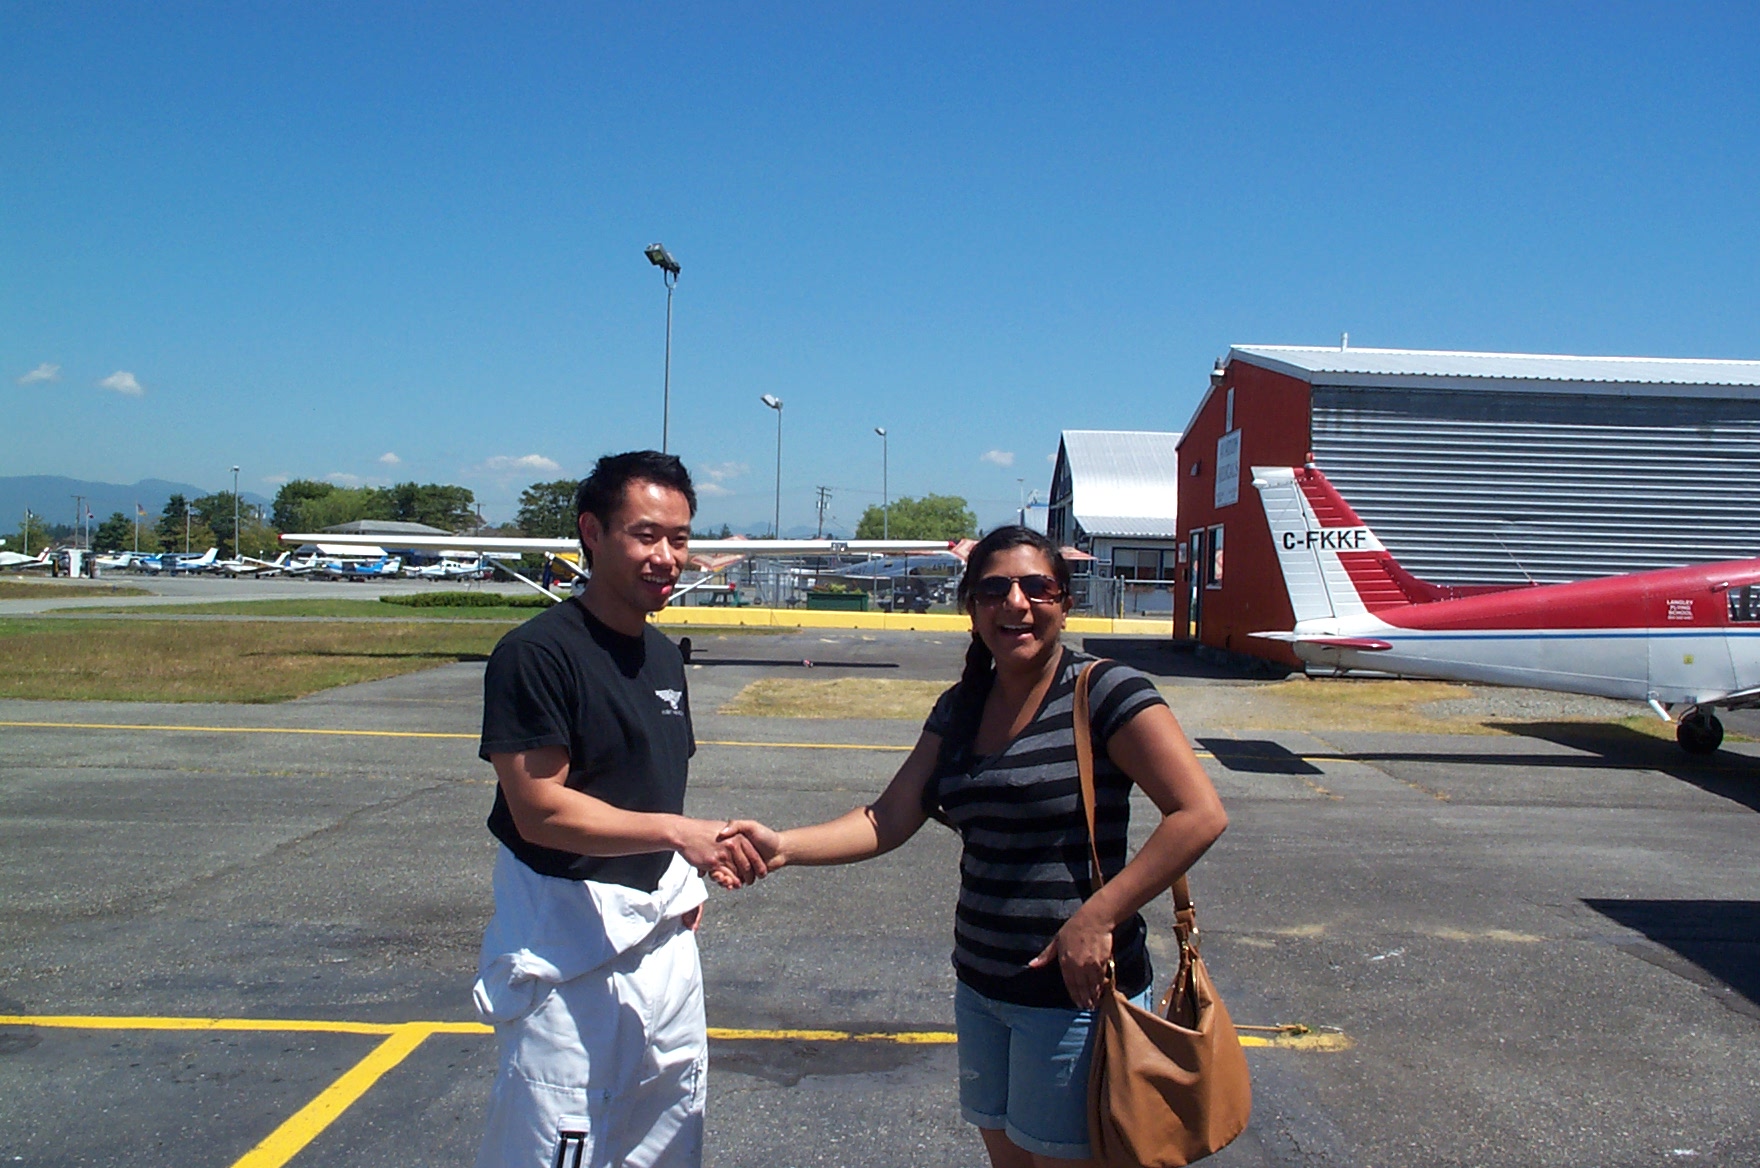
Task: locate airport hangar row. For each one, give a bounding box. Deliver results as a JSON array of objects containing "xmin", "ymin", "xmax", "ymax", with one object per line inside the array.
[{"xmin": 1171, "ymin": 345, "xmax": 1760, "ymax": 669}]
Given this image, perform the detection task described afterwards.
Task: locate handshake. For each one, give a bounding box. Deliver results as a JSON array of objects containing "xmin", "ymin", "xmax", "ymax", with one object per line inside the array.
[{"xmin": 685, "ymin": 817, "xmax": 782, "ymax": 890}]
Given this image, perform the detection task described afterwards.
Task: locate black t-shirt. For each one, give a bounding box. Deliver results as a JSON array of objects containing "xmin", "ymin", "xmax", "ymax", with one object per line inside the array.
[{"xmin": 479, "ymin": 597, "xmax": 694, "ymax": 892}]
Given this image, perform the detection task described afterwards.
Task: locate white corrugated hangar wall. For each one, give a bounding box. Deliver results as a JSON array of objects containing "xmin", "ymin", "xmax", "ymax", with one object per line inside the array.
[{"xmin": 1309, "ymin": 384, "xmax": 1760, "ymax": 585}]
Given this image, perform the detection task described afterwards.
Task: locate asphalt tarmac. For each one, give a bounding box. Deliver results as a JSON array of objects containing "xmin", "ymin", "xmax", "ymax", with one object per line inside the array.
[{"xmin": 1, "ymin": 624, "xmax": 1757, "ymax": 1167}]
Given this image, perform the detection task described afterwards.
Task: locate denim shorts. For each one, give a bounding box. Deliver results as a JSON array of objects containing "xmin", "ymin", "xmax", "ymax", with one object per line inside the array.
[{"xmin": 954, "ymin": 979, "xmax": 1154, "ymax": 1160}]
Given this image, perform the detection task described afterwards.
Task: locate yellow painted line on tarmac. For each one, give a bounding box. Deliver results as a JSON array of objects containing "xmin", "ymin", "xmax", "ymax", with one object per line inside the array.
[
  {"xmin": 0, "ymin": 719, "xmax": 477, "ymax": 740},
  {"xmin": 0, "ymin": 1010, "xmax": 1342, "ymax": 1167},
  {"xmin": 230, "ymin": 1023, "xmax": 435, "ymax": 1168},
  {"xmin": 709, "ymin": 1027, "xmax": 955, "ymax": 1043},
  {"xmin": 2, "ymin": 720, "xmax": 1235, "ymax": 759},
  {"xmin": 0, "ymin": 1013, "xmax": 1347, "ymax": 1050}
]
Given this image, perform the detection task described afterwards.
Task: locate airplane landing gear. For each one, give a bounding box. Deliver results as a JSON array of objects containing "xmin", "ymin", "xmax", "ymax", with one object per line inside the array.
[{"xmin": 1676, "ymin": 709, "xmax": 1724, "ymax": 755}]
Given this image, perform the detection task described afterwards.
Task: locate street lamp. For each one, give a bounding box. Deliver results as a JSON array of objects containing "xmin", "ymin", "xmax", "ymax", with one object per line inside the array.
[
  {"xmin": 761, "ymin": 394, "xmax": 783, "ymax": 538},
  {"xmin": 184, "ymin": 502, "xmax": 193, "ymax": 554},
  {"xmin": 645, "ymin": 243, "xmax": 680, "ymax": 452},
  {"xmin": 874, "ymin": 427, "xmax": 889, "ymax": 539},
  {"xmin": 232, "ymin": 466, "xmax": 240, "ymax": 560}
]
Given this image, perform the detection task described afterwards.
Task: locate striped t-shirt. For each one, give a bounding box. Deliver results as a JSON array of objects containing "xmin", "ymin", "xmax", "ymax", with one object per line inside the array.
[{"xmin": 922, "ymin": 648, "xmax": 1168, "ymax": 1009}]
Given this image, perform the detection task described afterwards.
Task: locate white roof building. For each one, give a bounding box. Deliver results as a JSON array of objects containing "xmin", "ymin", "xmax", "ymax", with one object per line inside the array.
[
  {"xmin": 1046, "ymin": 430, "xmax": 1182, "ymax": 546},
  {"xmin": 1227, "ymin": 345, "xmax": 1760, "ymax": 395}
]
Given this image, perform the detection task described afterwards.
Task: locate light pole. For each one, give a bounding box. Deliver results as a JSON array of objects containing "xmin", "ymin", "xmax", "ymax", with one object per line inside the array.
[
  {"xmin": 645, "ymin": 243, "xmax": 680, "ymax": 452},
  {"xmin": 1017, "ymin": 478, "xmax": 1025, "ymax": 526},
  {"xmin": 184, "ymin": 503, "xmax": 192, "ymax": 554},
  {"xmin": 232, "ymin": 466, "xmax": 240, "ymax": 559},
  {"xmin": 874, "ymin": 427, "xmax": 889, "ymax": 539},
  {"xmin": 761, "ymin": 394, "xmax": 783, "ymax": 537}
]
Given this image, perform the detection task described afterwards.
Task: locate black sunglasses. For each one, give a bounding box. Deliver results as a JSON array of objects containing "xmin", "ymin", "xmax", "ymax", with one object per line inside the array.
[{"xmin": 971, "ymin": 573, "xmax": 1065, "ymax": 605}]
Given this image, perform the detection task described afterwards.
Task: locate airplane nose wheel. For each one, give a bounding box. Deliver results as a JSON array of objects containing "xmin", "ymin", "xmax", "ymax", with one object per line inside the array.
[{"xmin": 1676, "ymin": 710, "xmax": 1724, "ymax": 755}]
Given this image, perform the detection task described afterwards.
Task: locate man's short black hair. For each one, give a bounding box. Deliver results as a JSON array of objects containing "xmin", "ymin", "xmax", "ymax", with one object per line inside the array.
[{"xmin": 574, "ymin": 451, "xmax": 697, "ymax": 566}]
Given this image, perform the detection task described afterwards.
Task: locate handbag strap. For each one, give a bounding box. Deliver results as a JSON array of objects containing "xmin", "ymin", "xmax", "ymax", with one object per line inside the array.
[{"xmin": 1073, "ymin": 661, "xmax": 1200, "ymax": 949}]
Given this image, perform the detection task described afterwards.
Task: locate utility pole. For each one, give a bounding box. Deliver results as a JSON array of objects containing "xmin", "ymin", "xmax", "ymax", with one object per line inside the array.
[
  {"xmin": 71, "ymin": 495, "xmax": 85, "ymax": 549},
  {"xmin": 814, "ymin": 486, "xmax": 832, "ymax": 538}
]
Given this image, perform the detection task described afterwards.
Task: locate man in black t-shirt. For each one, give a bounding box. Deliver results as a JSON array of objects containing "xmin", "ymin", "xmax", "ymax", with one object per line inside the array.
[{"xmin": 472, "ymin": 451, "xmax": 763, "ymax": 1168}]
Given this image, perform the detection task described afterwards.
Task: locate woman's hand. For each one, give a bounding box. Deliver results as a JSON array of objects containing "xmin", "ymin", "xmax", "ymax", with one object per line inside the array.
[
  {"xmin": 1027, "ymin": 906, "xmax": 1115, "ymax": 1009},
  {"xmin": 719, "ymin": 819, "xmax": 785, "ymax": 871}
]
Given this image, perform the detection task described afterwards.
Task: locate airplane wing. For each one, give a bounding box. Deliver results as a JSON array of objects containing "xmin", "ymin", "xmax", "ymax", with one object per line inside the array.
[{"xmin": 279, "ymin": 533, "xmax": 957, "ymax": 557}]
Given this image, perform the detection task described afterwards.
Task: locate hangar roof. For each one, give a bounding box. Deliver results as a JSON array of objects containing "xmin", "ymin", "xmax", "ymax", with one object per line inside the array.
[
  {"xmin": 1230, "ymin": 345, "xmax": 1760, "ymax": 392},
  {"xmin": 1056, "ymin": 430, "xmax": 1181, "ymax": 539},
  {"xmin": 321, "ymin": 519, "xmax": 454, "ymax": 535}
]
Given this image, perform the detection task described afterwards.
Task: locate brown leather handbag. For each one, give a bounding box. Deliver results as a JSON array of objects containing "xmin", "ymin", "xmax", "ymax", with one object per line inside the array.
[{"xmin": 1073, "ymin": 664, "xmax": 1252, "ymax": 1167}]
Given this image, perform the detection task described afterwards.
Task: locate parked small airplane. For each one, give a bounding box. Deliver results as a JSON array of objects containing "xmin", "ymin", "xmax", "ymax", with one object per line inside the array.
[
  {"xmin": 1252, "ymin": 464, "xmax": 1760, "ymax": 754},
  {"xmin": 0, "ymin": 550, "xmax": 52, "ymax": 571},
  {"xmin": 164, "ymin": 548, "xmax": 220, "ymax": 575},
  {"xmin": 322, "ymin": 555, "xmax": 404, "ymax": 582},
  {"xmin": 215, "ymin": 552, "xmax": 291, "ymax": 577},
  {"xmin": 405, "ymin": 556, "xmax": 494, "ymax": 582}
]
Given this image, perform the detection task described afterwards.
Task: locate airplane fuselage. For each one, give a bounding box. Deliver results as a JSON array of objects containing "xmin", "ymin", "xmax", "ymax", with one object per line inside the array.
[{"xmin": 1294, "ymin": 557, "xmax": 1760, "ymax": 708}]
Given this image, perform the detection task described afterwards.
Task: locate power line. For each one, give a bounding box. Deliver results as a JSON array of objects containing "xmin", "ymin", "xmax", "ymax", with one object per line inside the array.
[{"xmin": 814, "ymin": 486, "xmax": 832, "ymax": 538}]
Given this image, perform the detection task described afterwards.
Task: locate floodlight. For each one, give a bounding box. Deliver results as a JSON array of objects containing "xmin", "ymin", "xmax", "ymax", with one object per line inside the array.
[{"xmin": 645, "ymin": 243, "xmax": 680, "ymax": 276}]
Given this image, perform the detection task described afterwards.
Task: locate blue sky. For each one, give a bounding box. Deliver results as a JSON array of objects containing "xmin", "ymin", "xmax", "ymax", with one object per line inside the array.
[{"xmin": 5, "ymin": 3, "xmax": 1757, "ymax": 532}]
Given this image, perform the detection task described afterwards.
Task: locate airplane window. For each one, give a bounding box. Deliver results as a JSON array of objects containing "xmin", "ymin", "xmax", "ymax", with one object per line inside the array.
[{"xmin": 1728, "ymin": 585, "xmax": 1760, "ymax": 623}]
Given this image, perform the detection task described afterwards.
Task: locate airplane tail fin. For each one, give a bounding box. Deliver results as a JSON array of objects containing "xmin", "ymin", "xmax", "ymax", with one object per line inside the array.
[{"xmin": 1252, "ymin": 465, "xmax": 1452, "ymax": 625}]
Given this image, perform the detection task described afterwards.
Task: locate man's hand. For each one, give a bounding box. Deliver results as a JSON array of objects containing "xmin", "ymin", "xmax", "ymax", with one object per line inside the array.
[
  {"xmin": 675, "ymin": 816, "xmax": 767, "ymax": 888},
  {"xmin": 718, "ymin": 819, "xmax": 784, "ymax": 871}
]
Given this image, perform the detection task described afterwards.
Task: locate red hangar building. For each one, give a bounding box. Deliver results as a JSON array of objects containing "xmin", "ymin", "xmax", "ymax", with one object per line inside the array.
[{"xmin": 1174, "ymin": 344, "xmax": 1760, "ymax": 668}]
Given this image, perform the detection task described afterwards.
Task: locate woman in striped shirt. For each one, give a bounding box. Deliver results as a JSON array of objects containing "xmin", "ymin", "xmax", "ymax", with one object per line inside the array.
[{"xmin": 722, "ymin": 526, "xmax": 1228, "ymax": 1165}]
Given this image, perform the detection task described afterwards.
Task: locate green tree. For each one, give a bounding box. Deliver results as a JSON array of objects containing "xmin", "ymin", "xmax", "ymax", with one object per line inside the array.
[
  {"xmin": 387, "ymin": 482, "xmax": 476, "ymax": 530},
  {"xmin": 155, "ymin": 494, "xmax": 218, "ymax": 553},
  {"xmin": 1, "ymin": 511, "xmax": 54, "ymax": 555},
  {"xmin": 191, "ymin": 492, "xmax": 254, "ymax": 557},
  {"xmin": 92, "ymin": 512, "xmax": 135, "ymax": 551},
  {"xmin": 516, "ymin": 480, "xmax": 579, "ymax": 538},
  {"xmin": 272, "ymin": 480, "xmax": 336, "ymax": 531},
  {"xmin": 854, "ymin": 494, "xmax": 976, "ymax": 540}
]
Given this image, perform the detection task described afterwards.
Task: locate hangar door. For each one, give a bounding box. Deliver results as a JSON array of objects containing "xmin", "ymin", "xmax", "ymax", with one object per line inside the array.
[{"xmin": 1309, "ymin": 386, "xmax": 1760, "ymax": 586}]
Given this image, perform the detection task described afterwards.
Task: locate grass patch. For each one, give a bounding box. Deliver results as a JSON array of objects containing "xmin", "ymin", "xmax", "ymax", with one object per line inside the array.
[
  {"xmin": 0, "ymin": 618, "xmax": 518, "ymax": 702},
  {"xmin": 0, "ymin": 580, "xmax": 151, "ymax": 598},
  {"xmin": 381, "ymin": 591, "xmax": 553, "ymax": 609},
  {"xmin": 77, "ymin": 598, "xmax": 549, "ymax": 620},
  {"xmin": 1157, "ymin": 678, "xmax": 1508, "ymax": 735},
  {"xmin": 718, "ymin": 678, "xmax": 949, "ymax": 720}
]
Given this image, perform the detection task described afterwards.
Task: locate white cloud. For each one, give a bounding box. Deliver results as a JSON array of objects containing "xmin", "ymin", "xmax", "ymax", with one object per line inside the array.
[
  {"xmin": 326, "ymin": 472, "xmax": 364, "ymax": 486},
  {"xmin": 697, "ymin": 482, "xmax": 732, "ymax": 497},
  {"xmin": 261, "ymin": 474, "xmax": 290, "ymax": 486},
  {"xmin": 17, "ymin": 363, "xmax": 60, "ymax": 385},
  {"xmin": 481, "ymin": 453, "xmax": 563, "ymax": 475},
  {"xmin": 1046, "ymin": 451, "xmax": 1058, "ymax": 463},
  {"xmin": 98, "ymin": 370, "xmax": 145, "ymax": 396},
  {"xmin": 378, "ymin": 452, "xmax": 401, "ymax": 466},
  {"xmin": 981, "ymin": 449, "xmax": 1015, "ymax": 467},
  {"xmin": 698, "ymin": 461, "xmax": 749, "ymax": 485}
]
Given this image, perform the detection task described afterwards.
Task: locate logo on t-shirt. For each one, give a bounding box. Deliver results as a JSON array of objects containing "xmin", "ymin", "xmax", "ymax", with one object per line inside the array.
[{"xmin": 654, "ymin": 688, "xmax": 685, "ymax": 716}]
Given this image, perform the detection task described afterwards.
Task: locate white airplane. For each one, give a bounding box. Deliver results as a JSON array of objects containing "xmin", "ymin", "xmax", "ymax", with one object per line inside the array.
[
  {"xmin": 1251, "ymin": 464, "xmax": 1760, "ymax": 754},
  {"xmin": 0, "ymin": 550, "xmax": 52, "ymax": 572},
  {"xmin": 163, "ymin": 547, "xmax": 220, "ymax": 575},
  {"xmin": 280, "ymin": 532, "xmax": 961, "ymax": 602},
  {"xmin": 405, "ymin": 555, "xmax": 495, "ymax": 582},
  {"xmin": 215, "ymin": 552, "xmax": 292, "ymax": 577},
  {"xmin": 322, "ymin": 555, "xmax": 404, "ymax": 582}
]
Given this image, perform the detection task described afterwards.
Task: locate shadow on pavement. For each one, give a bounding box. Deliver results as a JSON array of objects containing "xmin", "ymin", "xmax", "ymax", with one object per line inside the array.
[
  {"xmin": 1584, "ymin": 898, "xmax": 1760, "ymax": 1017},
  {"xmin": 1484, "ymin": 721, "xmax": 1760, "ymax": 812},
  {"xmin": 1197, "ymin": 738, "xmax": 1324, "ymax": 775},
  {"xmin": 1079, "ymin": 638, "xmax": 1294, "ymax": 682}
]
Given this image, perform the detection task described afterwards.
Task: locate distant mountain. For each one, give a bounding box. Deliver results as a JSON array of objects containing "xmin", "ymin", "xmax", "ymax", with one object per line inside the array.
[{"xmin": 0, "ymin": 476, "xmax": 273, "ymax": 527}]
